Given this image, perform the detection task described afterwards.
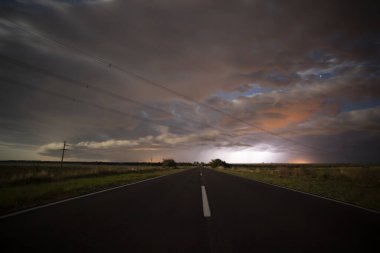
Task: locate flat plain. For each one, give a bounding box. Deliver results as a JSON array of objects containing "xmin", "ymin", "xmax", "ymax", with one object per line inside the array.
[
  {"xmin": 215, "ymin": 164, "xmax": 380, "ymax": 211},
  {"xmin": 0, "ymin": 161, "xmax": 187, "ymax": 215},
  {"xmin": 0, "ymin": 168, "xmax": 378, "ymax": 253}
]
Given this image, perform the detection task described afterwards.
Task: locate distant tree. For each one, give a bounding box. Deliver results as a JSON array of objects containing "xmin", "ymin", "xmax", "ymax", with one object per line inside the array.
[
  {"xmin": 209, "ymin": 159, "xmax": 230, "ymax": 168},
  {"xmin": 162, "ymin": 159, "xmax": 177, "ymax": 168}
]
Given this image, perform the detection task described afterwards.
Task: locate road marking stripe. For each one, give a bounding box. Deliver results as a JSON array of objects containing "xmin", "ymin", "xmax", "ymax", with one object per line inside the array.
[
  {"xmin": 201, "ymin": 185, "xmax": 211, "ymax": 217},
  {"xmin": 0, "ymin": 171, "xmax": 187, "ymax": 220}
]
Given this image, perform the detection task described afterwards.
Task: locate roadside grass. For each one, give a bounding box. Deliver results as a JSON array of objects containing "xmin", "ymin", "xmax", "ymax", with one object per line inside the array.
[
  {"xmin": 0, "ymin": 163, "xmax": 156, "ymax": 185},
  {"xmin": 214, "ymin": 165, "xmax": 380, "ymax": 211},
  {"xmin": 0, "ymin": 163, "xmax": 187, "ymax": 215}
]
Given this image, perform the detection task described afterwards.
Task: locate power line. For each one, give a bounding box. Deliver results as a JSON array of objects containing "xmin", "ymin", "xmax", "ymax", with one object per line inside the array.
[
  {"xmin": 1, "ymin": 15, "xmax": 336, "ymax": 155},
  {"xmin": 0, "ymin": 76, "xmax": 181, "ymax": 130},
  {"xmin": 0, "ymin": 53, "xmax": 234, "ymax": 138},
  {"xmin": 1, "ymin": 57, "xmax": 326, "ymax": 160},
  {"xmin": 1, "ymin": 77, "xmax": 245, "ymax": 150},
  {"xmin": 0, "ymin": 53, "xmax": 326, "ymax": 155}
]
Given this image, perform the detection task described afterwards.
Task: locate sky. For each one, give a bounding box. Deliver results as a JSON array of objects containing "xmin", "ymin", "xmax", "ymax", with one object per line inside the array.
[{"xmin": 0, "ymin": 0, "xmax": 379, "ymax": 163}]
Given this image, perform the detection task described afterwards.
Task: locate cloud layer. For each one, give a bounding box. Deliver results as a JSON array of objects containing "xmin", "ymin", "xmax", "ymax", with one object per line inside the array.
[{"xmin": 0, "ymin": 0, "xmax": 379, "ymax": 163}]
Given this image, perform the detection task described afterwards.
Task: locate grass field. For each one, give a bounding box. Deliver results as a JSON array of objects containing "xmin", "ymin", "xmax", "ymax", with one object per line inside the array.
[
  {"xmin": 214, "ymin": 164, "xmax": 380, "ymax": 211},
  {"xmin": 0, "ymin": 162, "xmax": 188, "ymax": 215}
]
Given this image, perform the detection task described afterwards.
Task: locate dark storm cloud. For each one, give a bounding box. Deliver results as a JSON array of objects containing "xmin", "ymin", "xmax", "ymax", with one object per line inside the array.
[{"xmin": 0, "ymin": 0, "xmax": 379, "ymax": 162}]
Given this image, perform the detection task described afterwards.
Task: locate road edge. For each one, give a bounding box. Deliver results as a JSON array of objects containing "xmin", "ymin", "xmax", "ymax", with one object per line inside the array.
[
  {"xmin": 207, "ymin": 167, "xmax": 380, "ymax": 215},
  {"xmin": 0, "ymin": 168, "xmax": 192, "ymax": 220}
]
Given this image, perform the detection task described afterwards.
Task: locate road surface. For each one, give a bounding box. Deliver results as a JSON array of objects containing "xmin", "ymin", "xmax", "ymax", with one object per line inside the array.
[{"xmin": 1, "ymin": 168, "xmax": 379, "ymax": 252}]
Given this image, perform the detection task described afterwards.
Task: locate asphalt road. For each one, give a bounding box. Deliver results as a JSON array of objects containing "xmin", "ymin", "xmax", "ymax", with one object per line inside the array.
[{"xmin": 1, "ymin": 168, "xmax": 379, "ymax": 252}]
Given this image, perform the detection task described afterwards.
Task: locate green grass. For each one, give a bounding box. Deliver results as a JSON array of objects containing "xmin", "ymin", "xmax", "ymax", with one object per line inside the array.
[
  {"xmin": 214, "ymin": 165, "xmax": 380, "ymax": 211},
  {"xmin": 0, "ymin": 162, "xmax": 188, "ymax": 215}
]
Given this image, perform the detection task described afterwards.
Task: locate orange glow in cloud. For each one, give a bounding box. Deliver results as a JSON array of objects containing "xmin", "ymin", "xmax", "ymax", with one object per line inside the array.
[{"xmin": 258, "ymin": 101, "xmax": 322, "ymax": 131}]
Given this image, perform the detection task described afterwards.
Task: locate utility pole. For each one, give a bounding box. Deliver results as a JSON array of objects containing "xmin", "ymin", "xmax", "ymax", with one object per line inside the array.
[{"xmin": 60, "ymin": 141, "xmax": 68, "ymax": 169}]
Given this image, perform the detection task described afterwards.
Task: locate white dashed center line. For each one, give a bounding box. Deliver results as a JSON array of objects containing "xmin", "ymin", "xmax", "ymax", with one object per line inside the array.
[{"xmin": 201, "ymin": 185, "xmax": 211, "ymax": 217}]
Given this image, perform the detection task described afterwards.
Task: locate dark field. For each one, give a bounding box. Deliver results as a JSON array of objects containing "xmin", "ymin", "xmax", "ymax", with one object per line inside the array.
[
  {"xmin": 0, "ymin": 161, "xmax": 187, "ymax": 215},
  {"xmin": 1, "ymin": 162, "xmax": 379, "ymax": 216},
  {"xmin": 215, "ymin": 164, "xmax": 380, "ymax": 211}
]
